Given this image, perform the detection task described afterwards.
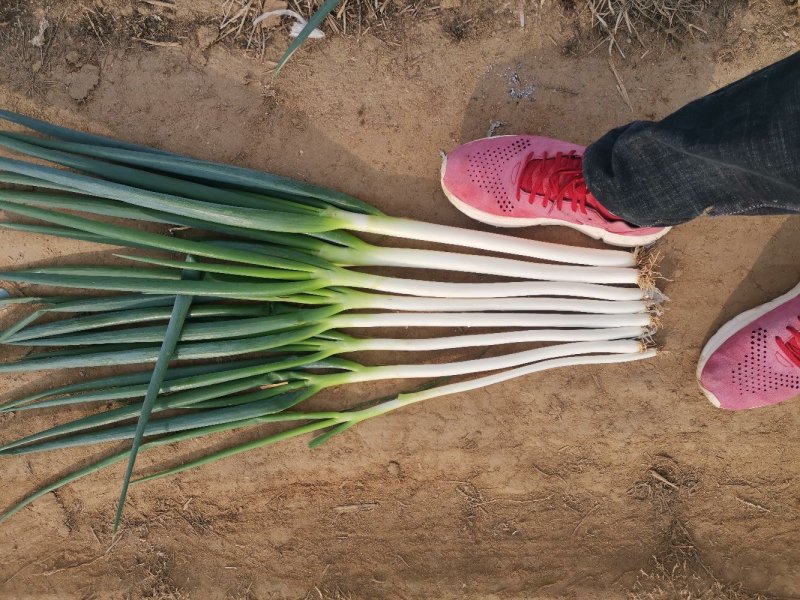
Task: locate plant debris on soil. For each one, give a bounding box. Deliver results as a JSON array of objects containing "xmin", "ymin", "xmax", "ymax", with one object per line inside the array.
[
  {"xmin": 629, "ymin": 459, "xmax": 773, "ymax": 600},
  {"xmin": 291, "ymin": 0, "xmax": 435, "ymax": 35},
  {"xmin": 630, "ymin": 520, "xmax": 775, "ymax": 600},
  {"xmin": 587, "ymin": 0, "xmax": 711, "ymax": 55},
  {"xmin": 219, "ymin": 0, "xmax": 437, "ymax": 55}
]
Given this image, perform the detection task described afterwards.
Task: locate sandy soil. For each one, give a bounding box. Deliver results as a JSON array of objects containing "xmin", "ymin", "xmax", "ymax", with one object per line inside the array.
[{"xmin": 0, "ymin": 1, "xmax": 799, "ymax": 598}]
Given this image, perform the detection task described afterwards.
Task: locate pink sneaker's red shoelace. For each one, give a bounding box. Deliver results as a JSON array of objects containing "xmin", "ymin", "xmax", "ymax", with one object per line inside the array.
[
  {"xmin": 517, "ymin": 151, "xmax": 619, "ymax": 220},
  {"xmin": 776, "ymin": 322, "xmax": 800, "ymax": 367}
]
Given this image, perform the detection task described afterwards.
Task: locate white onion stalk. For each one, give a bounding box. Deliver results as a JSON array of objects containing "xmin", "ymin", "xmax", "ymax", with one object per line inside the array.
[
  {"xmin": 337, "ymin": 282, "xmax": 649, "ymax": 302},
  {"xmin": 122, "ymin": 250, "xmax": 642, "ymax": 288},
  {"xmin": 332, "ymin": 291, "xmax": 650, "ymax": 314},
  {"xmin": 0, "ymin": 115, "xmax": 636, "ymax": 269},
  {"xmin": 357, "ymin": 346, "xmax": 658, "ymax": 419},
  {"xmin": 319, "ymin": 244, "xmax": 637, "ymax": 280},
  {"xmin": 2, "ymin": 303, "xmax": 654, "ymax": 348},
  {"xmin": 311, "ymin": 340, "xmax": 649, "ymax": 387},
  {"xmin": 324, "ymin": 326, "xmax": 647, "ymax": 352},
  {"xmin": 332, "ymin": 263, "xmax": 639, "ymax": 289},
  {"xmin": 332, "ymin": 211, "xmax": 636, "ymax": 268},
  {"xmin": 0, "ymin": 341, "xmax": 652, "ymax": 455},
  {"xmin": 332, "ymin": 271, "xmax": 640, "ymax": 298},
  {"xmin": 0, "ymin": 187, "xmax": 642, "ymax": 281},
  {"xmin": 328, "ymin": 311, "xmax": 653, "ymax": 330}
]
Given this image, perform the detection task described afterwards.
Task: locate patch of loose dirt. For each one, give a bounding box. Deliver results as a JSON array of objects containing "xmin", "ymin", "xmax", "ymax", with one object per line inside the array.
[{"xmin": 0, "ymin": 0, "xmax": 799, "ymax": 599}]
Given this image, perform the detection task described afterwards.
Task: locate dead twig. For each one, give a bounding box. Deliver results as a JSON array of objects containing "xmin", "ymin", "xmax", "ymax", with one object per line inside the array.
[
  {"xmin": 139, "ymin": 0, "xmax": 176, "ymax": 8},
  {"xmin": 572, "ymin": 505, "xmax": 599, "ymax": 536},
  {"xmin": 608, "ymin": 58, "xmax": 633, "ymax": 113},
  {"xmin": 132, "ymin": 37, "xmax": 181, "ymax": 47},
  {"xmin": 475, "ymin": 494, "xmax": 553, "ymax": 507},
  {"xmin": 649, "ymin": 468, "xmax": 679, "ymax": 490},
  {"xmin": 735, "ymin": 496, "xmax": 771, "ymax": 513},
  {"xmin": 42, "ymin": 536, "xmax": 121, "ymax": 576},
  {"xmin": 333, "ymin": 502, "xmax": 378, "ymax": 513}
]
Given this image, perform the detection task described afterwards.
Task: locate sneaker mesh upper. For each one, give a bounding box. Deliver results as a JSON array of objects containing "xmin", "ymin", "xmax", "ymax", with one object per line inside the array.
[
  {"xmin": 731, "ymin": 326, "xmax": 800, "ymax": 397},
  {"xmin": 466, "ymin": 138, "xmax": 532, "ymax": 213}
]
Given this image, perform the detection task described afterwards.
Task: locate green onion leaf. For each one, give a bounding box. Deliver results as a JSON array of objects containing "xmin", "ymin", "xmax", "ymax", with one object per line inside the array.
[
  {"xmin": 274, "ymin": 0, "xmax": 342, "ymax": 74},
  {"xmin": 112, "ymin": 259, "xmax": 197, "ymax": 530}
]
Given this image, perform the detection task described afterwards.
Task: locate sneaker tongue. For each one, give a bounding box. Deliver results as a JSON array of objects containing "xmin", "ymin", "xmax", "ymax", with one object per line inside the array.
[
  {"xmin": 787, "ymin": 331, "xmax": 800, "ymax": 362},
  {"xmin": 519, "ymin": 156, "xmax": 579, "ymax": 197},
  {"xmin": 520, "ymin": 155, "xmax": 610, "ymax": 208},
  {"xmin": 519, "ymin": 153, "xmax": 627, "ymax": 223},
  {"xmin": 517, "ymin": 159, "xmax": 541, "ymax": 195}
]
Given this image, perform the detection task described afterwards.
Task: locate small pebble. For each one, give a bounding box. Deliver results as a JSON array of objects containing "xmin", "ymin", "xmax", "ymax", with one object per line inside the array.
[{"xmin": 387, "ymin": 461, "xmax": 401, "ymax": 476}]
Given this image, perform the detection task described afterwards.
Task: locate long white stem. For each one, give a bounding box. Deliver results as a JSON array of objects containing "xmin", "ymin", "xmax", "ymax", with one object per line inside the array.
[
  {"xmin": 362, "ymin": 348, "xmax": 658, "ymax": 418},
  {"xmin": 335, "ymin": 211, "xmax": 637, "ymax": 267},
  {"xmin": 343, "ymin": 340, "xmax": 646, "ymax": 382},
  {"xmin": 335, "ymin": 271, "xmax": 640, "ymax": 298},
  {"xmin": 346, "ymin": 326, "xmax": 646, "ymax": 351},
  {"xmin": 321, "ymin": 244, "xmax": 635, "ymax": 281},
  {"xmin": 345, "ymin": 292, "xmax": 649, "ymax": 314},
  {"xmin": 337, "ymin": 262, "xmax": 637, "ymax": 286},
  {"xmin": 330, "ymin": 312, "xmax": 652, "ymax": 329},
  {"xmin": 342, "ymin": 282, "xmax": 646, "ymax": 301}
]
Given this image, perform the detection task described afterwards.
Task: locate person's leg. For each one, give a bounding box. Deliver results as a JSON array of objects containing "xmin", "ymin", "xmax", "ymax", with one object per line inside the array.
[
  {"xmin": 440, "ymin": 51, "xmax": 799, "ymax": 247},
  {"xmin": 584, "ymin": 51, "xmax": 800, "ymax": 227}
]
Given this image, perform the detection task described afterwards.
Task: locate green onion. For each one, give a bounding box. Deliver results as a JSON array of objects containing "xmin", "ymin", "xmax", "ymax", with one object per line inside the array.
[
  {"xmin": 1, "ymin": 340, "xmax": 649, "ymax": 456},
  {"xmin": 0, "ymin": 391, "xmax": 344, "ymax": 524},
  {"xmin": 0, "ymin": 110, "xmax": 663, "ymax": 526},
  {"xmin": 0, "ymin": 113, "xmax": 637, "ymax": 266},
  {"xmin": 136, "ymin": 344, "xmax": 656, "ymax": 484}
]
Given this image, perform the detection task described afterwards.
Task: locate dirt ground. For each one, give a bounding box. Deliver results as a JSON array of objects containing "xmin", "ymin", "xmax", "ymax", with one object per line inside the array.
[{"xmin": 0, "ymin": 0, "xmax": 799, "ymax": 598}]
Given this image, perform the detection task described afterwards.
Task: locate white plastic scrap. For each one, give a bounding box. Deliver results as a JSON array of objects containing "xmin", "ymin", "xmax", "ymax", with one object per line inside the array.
[
  {"xmin": 253, "ymin": 10, "xmax": 326, "ymax": 39},
  {"xmin": 0, "ymin": 287, "xmax": 10, "ymax": 313},
  {"xmin": 30, "ymin": 17, "xmax": 50, "ymax": 47}
]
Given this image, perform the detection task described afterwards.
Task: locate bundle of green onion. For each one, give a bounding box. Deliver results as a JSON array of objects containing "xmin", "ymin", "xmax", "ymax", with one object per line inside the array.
[{"xmin": 0, "ymin": 110, "xmax": 660, "ymax": 527}]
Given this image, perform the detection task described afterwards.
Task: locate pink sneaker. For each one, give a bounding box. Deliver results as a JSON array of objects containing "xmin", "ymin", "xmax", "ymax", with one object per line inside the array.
[
  {"xmin": 440, "ymin": 135, "xmax": 670, "ymax": 247},
  {"xmin": 697, "ymin": 282, "xmax": 800, "ymax": 410}
]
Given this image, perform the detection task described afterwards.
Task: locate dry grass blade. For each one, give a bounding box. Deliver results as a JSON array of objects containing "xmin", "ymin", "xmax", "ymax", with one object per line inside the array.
[{"xmin": 218, "ymin": 0, "xmax": 272, "ymax": 57}]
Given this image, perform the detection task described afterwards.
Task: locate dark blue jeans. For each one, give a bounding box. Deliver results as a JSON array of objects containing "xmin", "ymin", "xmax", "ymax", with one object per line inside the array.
[{"xmin": 583, "ymin": 51, "xmax": 800, "ymax": 228}]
